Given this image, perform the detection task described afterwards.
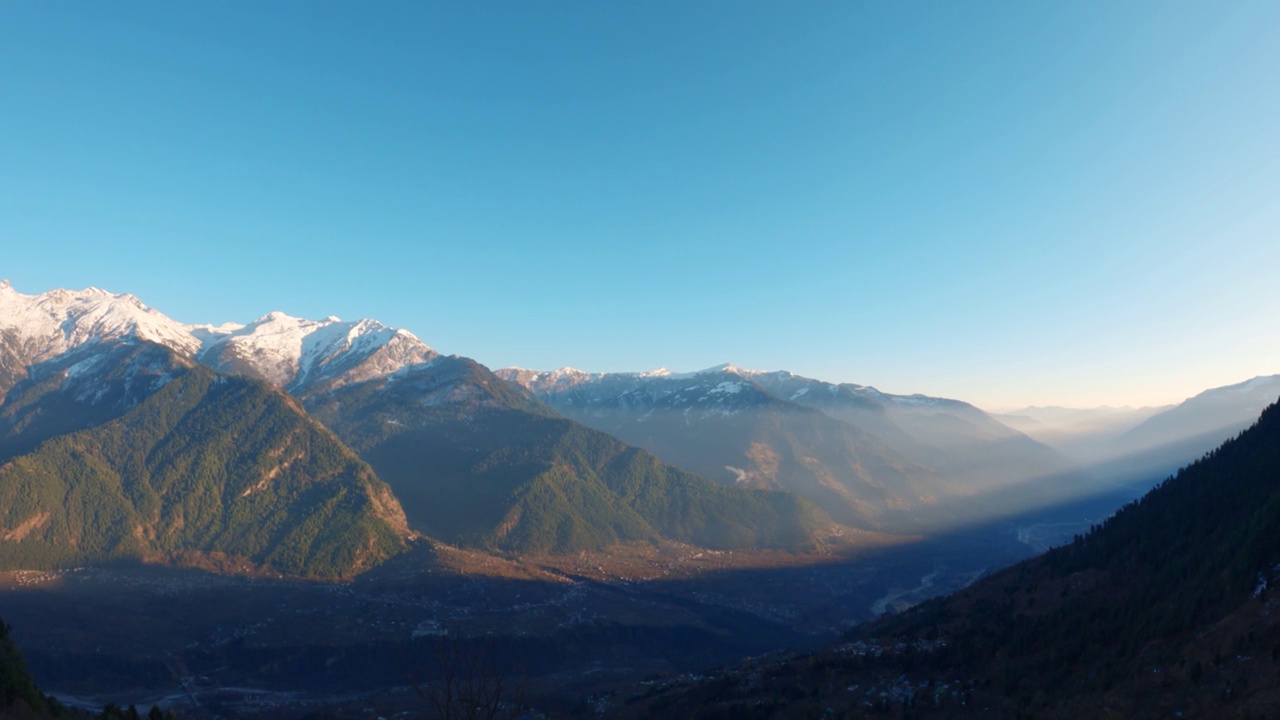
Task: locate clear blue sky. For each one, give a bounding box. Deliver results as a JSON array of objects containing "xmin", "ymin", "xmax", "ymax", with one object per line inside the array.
[{"xmin": 3, "ymin": 1, "xmax": 1278, "ymax": 409}]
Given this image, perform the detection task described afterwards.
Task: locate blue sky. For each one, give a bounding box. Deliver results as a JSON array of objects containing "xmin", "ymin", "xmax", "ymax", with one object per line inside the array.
[{"xmin": 3, "ymin": 2, "xmax": 1278, "ymax": 409}]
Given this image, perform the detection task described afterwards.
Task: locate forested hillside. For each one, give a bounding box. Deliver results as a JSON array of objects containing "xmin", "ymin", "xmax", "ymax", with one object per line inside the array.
[
  {"xmin": 307, "ymin": 357, "xmax": 833, "ymax": 553},
  {"xmin": 627, "ymin": 396, "xmax": 1280, "ymax": 718},
  {"xmin": 0, "ymin": 619, "xmax": 69, "ymax": 719},
  {"xmin": 503, "ymin": 365, "xmax": 1092, "ymax": 533},
  {"xmin": 0, "ymin": 343, "xmax": 410, "ymax": 579}
]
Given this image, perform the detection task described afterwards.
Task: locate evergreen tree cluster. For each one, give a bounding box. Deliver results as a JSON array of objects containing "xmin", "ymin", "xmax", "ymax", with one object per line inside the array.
[
  {"xmin": 0, "ymin": 619, "xmax": 71, "ymax": 719},
  {"xmin": 0, "ymin": 345, "xmax": 408, "ymax": 579}
]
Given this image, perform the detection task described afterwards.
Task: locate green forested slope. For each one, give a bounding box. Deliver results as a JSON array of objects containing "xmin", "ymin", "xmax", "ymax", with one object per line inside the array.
[
  {"xmin": 0, "ymin": 618, "xmax": 70, "ymax": 719},
  {"xmin": 889, "ymin": 396, "xmax": 1280, "ymax": 694},
  {"xmin": 626, "ymin": 397, "xmax": 1280, "ymax": 718},
  {"xmin": 306, "ymin": 357, "xmax": 832, "ymax": 554},
  {"xmin": 0, "ymin": 345, "xmax": 409, "ymax": 578}
]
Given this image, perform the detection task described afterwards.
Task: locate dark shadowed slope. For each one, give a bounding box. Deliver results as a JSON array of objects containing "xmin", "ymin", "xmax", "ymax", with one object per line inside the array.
[
  {"xmin": 0, "ymin": 619, "xmax": 70, "ymax": 719},
  {"xmin": 627, "ymin": 394, "xmax": 1280, "ymax": 718}
]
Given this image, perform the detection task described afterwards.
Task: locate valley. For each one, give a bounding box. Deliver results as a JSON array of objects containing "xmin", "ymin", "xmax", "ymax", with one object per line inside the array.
[
  {"xmin": 622, "ymin": 399, "xmax": 1280, "ymax": 718},
  {"xmin": 0, "ymin": 282, "xmax": 1274, "ymax": 718},
  {"xmin": 1, "ymin": 524, "xmax": 1039, "ymax": 717},
  {"xmin": 4, "ymin": 7, "xmax": 1276, "ymax": 717}
]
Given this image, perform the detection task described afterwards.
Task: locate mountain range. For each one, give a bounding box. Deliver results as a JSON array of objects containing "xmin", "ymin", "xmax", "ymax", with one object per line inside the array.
[
  {"xmin": 0, "ymin": 339, "xmax": 411, "ymax": 579},
  {"xmin": 995, "ymin": 376, "xmax": 1280, "ymax": 488},
  {"xmin": 0, "ymin": 282, "xmax": 831, "ymax": 575},
  {"xmin": 499, "ymin": 364, "xmax": 1090, "ymax": 531},
  {"xmin": 993, "ymin": 404, "xmax": 1170, "ymax": 452},
  {"xmin": 627, "ymin": 395, "xmax": 1280, "ymax": 718},
  {"xmin": 4, "ymin": 280, "xmax": 1280, "ymax": 719},
  {"xmin": 1, "ymin": 280, "xmax": 1275, "ymax": 581}
]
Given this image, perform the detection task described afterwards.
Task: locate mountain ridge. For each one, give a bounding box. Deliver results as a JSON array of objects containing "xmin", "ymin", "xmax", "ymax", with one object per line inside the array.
[
  {"xmin": 499, "ymin": 363, "xmax": 1090, "ymax": 532},
  {"xmin": 0, "ymin": 339, "xmax": 412, "ymax": 578},
  {"xmin": 0, "ymin": 282, "xmax": 836, "ymax": 559},
  {"xmin": 306, "ymin": 355, "xmax": 834, "ymax": 553},
  {"xmin": 0, "ymin": 281, "xmax": 439, "ymax": 399},
  {"xmin": 625, "ymin": 393, "xmax": 1280, "ymax": 718}
]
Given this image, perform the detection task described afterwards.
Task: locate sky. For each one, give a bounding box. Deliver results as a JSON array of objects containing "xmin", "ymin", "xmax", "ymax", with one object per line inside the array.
[{"xmin": 2, "ymin": 2, "xmax": 1278, "ymax": 410}]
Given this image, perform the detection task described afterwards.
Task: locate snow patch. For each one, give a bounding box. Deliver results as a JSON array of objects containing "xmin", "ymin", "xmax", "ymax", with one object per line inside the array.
[
  {"xmin": 0, "ymin": 283, "xmax": 201, "ymax": 361},
  {"xmin": 0, "ymin": 282, "xmax": 437, "ymax": 393}
]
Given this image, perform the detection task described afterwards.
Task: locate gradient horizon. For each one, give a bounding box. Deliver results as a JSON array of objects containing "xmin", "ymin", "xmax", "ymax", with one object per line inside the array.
[{"xmin": 3, "ymin": 2, "xmax": 1278, "ymax": 409}]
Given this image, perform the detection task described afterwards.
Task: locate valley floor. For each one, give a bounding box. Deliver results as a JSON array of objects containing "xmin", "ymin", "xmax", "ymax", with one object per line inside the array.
[{"xmin": 0, "ymin": 526, "xmax": 1037, "ymax": 719}]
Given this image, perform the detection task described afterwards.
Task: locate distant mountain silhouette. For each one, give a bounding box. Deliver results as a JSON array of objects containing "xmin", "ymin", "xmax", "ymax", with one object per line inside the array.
[{"xmin": 503, "ymin": 365, "xmax": 1090, "ymax": 532}]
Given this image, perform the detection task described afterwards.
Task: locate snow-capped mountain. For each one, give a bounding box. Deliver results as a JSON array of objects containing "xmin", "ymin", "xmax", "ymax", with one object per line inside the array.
[
  {"xmin": 0, "ymin": 283, "xmax": 831, "ymax": 554},
  {"xmin": 742, "ymin": 369, "xmax": 1034, "ymax": 449},
  {"xmin": 0, "ymin": 281, "xmax": 437, "ymax": 397},
  {"xmin": 502, "ymin": 363, "xmax": 986, "ymax": 425},
  {"xmin": 193, "ymin": 311, "xmax": 437, "ymax": 394},
  {"xmin": 0, "ymin": 281, "xmax": 200, "ymax": 397},
  {"xmin": 501, "ymin": 362, "xmax": 1025, "ymax": 449},
  {"xmin": 500, "ymin": 362, "xmax": 1092, "ymax": 531},
  {"xmin": 0, "ymin": 333, "xmax": 412, "ymax": 578},
  {"xmin": 499, "ymin": 363, "xmax": 950, "ymax": 530},
  {"xmin": 498, "ymin": 363, "xmax": 787, "ymax": 419}
]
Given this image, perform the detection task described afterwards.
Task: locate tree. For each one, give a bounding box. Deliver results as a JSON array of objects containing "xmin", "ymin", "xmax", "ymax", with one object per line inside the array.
[{"xmin": 407, "ymin": 638, "xmax": 527, "ymax": 720}]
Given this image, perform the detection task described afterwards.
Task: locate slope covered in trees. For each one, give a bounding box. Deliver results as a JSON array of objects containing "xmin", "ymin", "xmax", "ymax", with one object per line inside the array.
[
  {"xmin": 626, "ymin": 396, "xmax": 1280, "ymax": 718},
  {"xmin": 306, "ymin": 357, "xmax": 833, "ymax": 554},
  {"xmin": 0, "ymin": 342, "xmax": 410, "ymax": 579},
  {"xmin": 503, "ymin": 366, "xmax": 1093, "ymax": 533},
  {"xmin": 0, "ymin": 618, "xmax": 69, "ymax": 719}
]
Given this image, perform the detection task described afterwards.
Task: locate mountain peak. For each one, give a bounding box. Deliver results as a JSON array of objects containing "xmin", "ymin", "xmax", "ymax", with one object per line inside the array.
[
  {"xmin": 0, "ymin": 282, "xmax": 201, "ymax": 361},
  {"xmin": 697, "ymin": 362, "xmax": 758, "ymax": 376},
  {"xmin": 252, "ymin": 310, "xmax": 299, "ymax": 324},
  {"xmin": 494, "ymin": 366, "xmax": 596, "ymax": 393},
  {"xmin": 0, "ymin": 284, "xmax": 440, "ymax": 396},
  {"xmin": 638, "ymin": 367, "xmax": 671, "ymax": 377},
  {"xmin": 197, "ymin": 311, "xmax": 438, "ymax": 392}
]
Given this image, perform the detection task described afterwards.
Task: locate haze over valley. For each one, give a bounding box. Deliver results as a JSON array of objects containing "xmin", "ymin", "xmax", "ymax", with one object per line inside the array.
[
  {"xmin": 3, "ymin": 2, "xmax": 1279, "ymax": 718},
  {"xmin": 0, "ymin": 280, "xmax": 1275, "ymax": 717}
]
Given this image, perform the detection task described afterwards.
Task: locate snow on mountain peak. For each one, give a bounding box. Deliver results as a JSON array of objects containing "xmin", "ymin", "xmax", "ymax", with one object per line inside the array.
[
  {"xmin": 196, "ymin": 312, "xmax": 437, "ymax": 391},
  {"xmin": 254, "ymin": 310, "xmax": 295, "ymax": 324},
  {"xmin": 0, "ymin": 283, "xmax": 438, "ymax": 394},
  {"xmin": 693, "ymin": 362, "xmax": 761, "ymax": 377},
  {"xmin": 0, "ymin": 282, "xmax": 201, "ymax": 361},
  {"xmin": 494, "ymin": 366, "xmax": 597, "ymax": 393}
]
